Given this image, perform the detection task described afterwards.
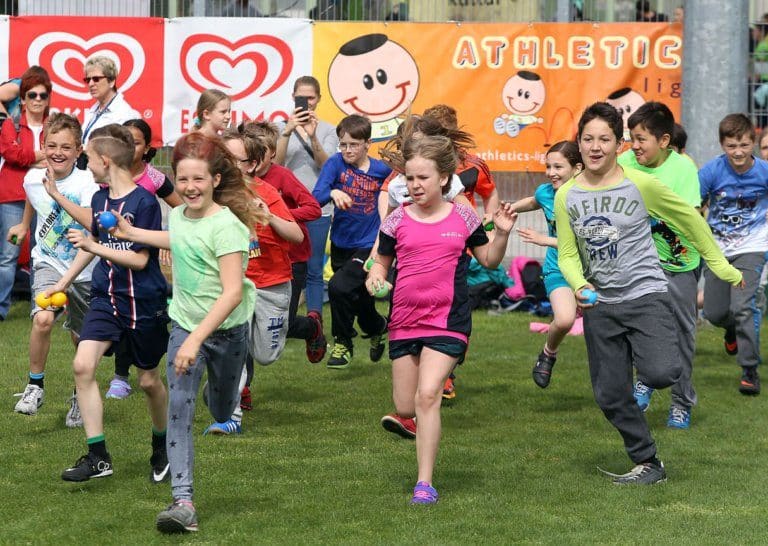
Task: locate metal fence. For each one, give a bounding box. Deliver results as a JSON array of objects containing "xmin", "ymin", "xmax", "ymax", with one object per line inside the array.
[{"xmin": 0, "ymin": 0, "xmax": 691, "ymax": 22}]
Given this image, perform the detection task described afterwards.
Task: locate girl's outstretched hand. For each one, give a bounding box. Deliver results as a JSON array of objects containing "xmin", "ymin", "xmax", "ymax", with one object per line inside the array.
[
  {"xmin": 492, "ymin": 208, "xmax": 518, "ymax": 234},
  {"xmin": 517, "ymin": 227, "xmax": 547, "ymax": 247}
]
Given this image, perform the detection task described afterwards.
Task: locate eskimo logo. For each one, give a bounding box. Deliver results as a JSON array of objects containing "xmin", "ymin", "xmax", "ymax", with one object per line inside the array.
[
  {"xmin": 27, "ymin": 32, "xmax": 145, "ymax": 101},
  {"xmin": 180, "ymin": 34, "xmax": 293, "ymax": 101}
]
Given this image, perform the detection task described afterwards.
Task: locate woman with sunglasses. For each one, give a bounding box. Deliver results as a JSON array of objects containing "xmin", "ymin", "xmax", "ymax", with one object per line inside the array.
[
  {"xmin": 82, "ymin": 56, "xmax": 140, "ymax": 144},
  {"xmin": 0, "ymin": 66, "xmax": 51, "ymax": 321}
]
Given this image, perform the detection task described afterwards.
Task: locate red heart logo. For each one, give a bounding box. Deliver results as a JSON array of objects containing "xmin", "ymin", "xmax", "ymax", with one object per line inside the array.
[
  {"xmin": 27, "ymin": 32, "xmax": 144, "ymax": 101},
  {"xmin": 180, "ymin": 34, "xmax": 293, "ymax": 101}
]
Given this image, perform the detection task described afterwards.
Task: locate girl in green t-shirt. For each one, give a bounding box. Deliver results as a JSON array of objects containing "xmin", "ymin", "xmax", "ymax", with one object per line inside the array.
[{"xmin": 109, "ymin": 132, "xmax": 267, "ymax": 533}]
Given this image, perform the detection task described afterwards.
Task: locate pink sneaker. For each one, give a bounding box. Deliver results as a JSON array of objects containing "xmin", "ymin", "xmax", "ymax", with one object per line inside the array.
[{"xmin": 411, "ymin": 481, "xmax": 438, "ymax": 505}]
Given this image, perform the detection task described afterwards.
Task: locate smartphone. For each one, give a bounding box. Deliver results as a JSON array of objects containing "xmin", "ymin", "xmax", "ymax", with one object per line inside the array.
[{"xmin": 294, "ymin": 96, "xmax": 309, "ymax": 112}]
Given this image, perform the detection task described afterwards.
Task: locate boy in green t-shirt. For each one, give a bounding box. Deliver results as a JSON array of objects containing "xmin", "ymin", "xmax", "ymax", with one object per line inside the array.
[{"xmin": 618, "ymin": 102, "xmax": 701, "ymax": 429}]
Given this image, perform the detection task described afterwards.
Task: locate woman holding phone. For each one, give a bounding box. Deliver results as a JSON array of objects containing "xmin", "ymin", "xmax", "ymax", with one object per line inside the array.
[{"xmin": 275, "ymin": 76, "xmax": 338, "ymax": 323}]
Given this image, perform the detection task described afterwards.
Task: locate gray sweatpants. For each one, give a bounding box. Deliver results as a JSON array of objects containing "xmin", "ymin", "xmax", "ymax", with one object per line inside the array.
[
  {"xmin": 703, "ymin": 252, "xmax": 765, "ymax": 369},
  {"xmin": 665, "ymin": 269, "xmax": 699, "ymax": 410},
  {"xmin": 166, "ymin": 321, "xmax": 248, "ymax": 502},
  {"xmin": 584, "ymin": 292, "xmax": 682, "ymax": 464}
]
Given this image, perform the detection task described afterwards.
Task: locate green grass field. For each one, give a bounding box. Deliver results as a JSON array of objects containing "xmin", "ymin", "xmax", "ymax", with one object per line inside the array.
[{"xmin": 1, "ymin": 300, "xmax": 767, "ymax": 545}]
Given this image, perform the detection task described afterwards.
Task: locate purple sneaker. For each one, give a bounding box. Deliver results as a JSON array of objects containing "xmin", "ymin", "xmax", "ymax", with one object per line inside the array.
[
  {"xmin": 411, "ymin": 481, "xmax": 438, "ymax": 505},
  {"xmin": 106, "ymin": 377, "xmax": 132, "ymax": 400}
]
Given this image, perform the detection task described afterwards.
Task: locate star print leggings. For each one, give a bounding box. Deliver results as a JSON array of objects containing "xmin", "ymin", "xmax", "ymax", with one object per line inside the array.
[{"xmin": 166, "ymin": 320, "xmax": 248, "ymax": 501}]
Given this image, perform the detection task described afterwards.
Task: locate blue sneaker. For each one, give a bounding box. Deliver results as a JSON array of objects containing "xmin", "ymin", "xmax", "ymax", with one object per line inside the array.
[
  {"xmin": 667, "ymin": 406, "xmax": 691, "ymax": 429},
  {"xmin": 633, "ymin": 381, "xmax": 654, "ymax": 412},
  {"xmin": 203, "ymin": 419, "xmax": 241, "ymax": 435}
]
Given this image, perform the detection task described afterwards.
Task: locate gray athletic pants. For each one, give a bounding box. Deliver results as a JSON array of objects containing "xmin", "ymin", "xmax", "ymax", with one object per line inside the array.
[
  {"xmin": 166, "ymin": 321, "xmax": 248, "ymax": 501},
  {"xmin": 665, "ymin": 269, "xmax": 699, "ymax": 410},
  {"xmin": 584, "ymin": 292, "xmax": 682, "ymax": 463},
  {"xmin": 703, "ymin": 252, "xmax": 765, "ymax": 369}
]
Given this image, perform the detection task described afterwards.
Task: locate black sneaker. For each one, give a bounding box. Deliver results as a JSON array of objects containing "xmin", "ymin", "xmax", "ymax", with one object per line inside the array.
[
  {"xmin": 365, "ymin": 319, "xmax": 388, "ymax": 362},
  {"xmin": 724, "ymin": 327, "xmax": 738, "ymax": 355},
  {"xmin": 610, "ymin": 460, "xmax": 666, "ymax": 485},
  {"xmin": 532, "ymin": 350, "xmax": 556, "ymax": 388},
  {"xmin": 150, "ymin": 448, "xmax": 170, "ymax": 484},
  {"xmin": 739, "ymin": 367, "xmax": 760, "ymax": 395},
  {"xmin": 62, "ymin": 452, "xmax": 113, "ymax": 482},
  {"xmin": 327, "ymin": 341, "xmax": 353, "ymax": 369}
]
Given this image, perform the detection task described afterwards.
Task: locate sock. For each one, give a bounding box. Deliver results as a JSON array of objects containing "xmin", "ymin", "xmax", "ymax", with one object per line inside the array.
[
  {"xmin": 87, "ymin": 435, "xmax": 108, "ymax": 458},
  {"xmin": 543, "ymin": 344, "xmax": 558, "ymax": 358},
  {"xmin": 29, "ymin": 372, "xmax": 44, "ymax": 388},
  {"xmin": 152, "ymin": 428, "xmax": 167, "ymax": 452}
]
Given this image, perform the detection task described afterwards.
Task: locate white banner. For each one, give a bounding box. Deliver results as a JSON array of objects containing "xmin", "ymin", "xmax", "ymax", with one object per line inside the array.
[
  {"xmin": 0, "ymin": 17, "xmax": 9, "ymax": 81},
  {"xmin": 162, "ymin": 17, "xmax": 312, "ymax": 143}
]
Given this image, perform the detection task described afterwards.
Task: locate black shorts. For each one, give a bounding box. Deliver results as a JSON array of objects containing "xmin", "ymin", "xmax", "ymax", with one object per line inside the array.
[
  {"xmin": 79, "ymin": 307, "xmax": 169, "ymax": 370},
  {"xmin": 389, "ymin": 336, "xmax": 467, "ymax": 365}
]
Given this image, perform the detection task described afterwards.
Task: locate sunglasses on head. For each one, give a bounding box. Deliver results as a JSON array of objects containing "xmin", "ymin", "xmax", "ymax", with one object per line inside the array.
[
  {"xmin": 26, "ymin": 91, "xmax": 49, "ymax": 100},
  {"xmin": 83, "ymin": 76, "xmax": 106, "ymax": 84}
]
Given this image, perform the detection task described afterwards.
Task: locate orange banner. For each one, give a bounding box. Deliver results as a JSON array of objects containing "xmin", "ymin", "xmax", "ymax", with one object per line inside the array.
[{"xmin": 314, "ymin": 22, "xmax": 682, "ymax": 172}]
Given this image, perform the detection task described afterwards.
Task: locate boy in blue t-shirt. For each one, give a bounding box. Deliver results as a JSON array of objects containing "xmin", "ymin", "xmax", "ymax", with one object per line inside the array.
[
  {"xmin": 312, "ymin": 114, "xmax": 392, "ymax": 369},
  {"xmin": 699, "ymin": 113, "xmax": 768, "ymax": 396},
  {"xmin": 50, "ymin": 124, "xmax": 170, "ymax": 482}
]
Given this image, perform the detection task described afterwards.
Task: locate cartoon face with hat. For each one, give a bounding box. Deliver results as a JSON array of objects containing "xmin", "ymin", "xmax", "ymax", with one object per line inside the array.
[
  {"xmin": 328, "ymin": 33, "xmax": 419, "ymax": 141},
  {"xmin": 494, "ymin": 71, "xmax": 546, "ymax": 138}
]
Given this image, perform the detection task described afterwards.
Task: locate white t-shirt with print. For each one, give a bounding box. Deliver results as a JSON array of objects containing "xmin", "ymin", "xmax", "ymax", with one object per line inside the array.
[{"xmin": 24, "ymin": 166, "xmax": 98, "ymax": 279}]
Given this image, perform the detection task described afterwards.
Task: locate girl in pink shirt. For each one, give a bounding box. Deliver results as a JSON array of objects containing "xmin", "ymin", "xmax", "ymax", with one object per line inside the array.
[
  {"xmin": 366, "ymin": 135, "xmax": 517, "ymax": 505},
  {"xmin": 124, "ymin": 119, "xmax": 182, "ymax": 207}
]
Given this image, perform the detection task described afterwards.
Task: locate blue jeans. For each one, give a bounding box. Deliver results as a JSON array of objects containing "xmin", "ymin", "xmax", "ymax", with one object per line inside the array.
[
  {"xmin": 305, "ymin": 215, "xmax": 331, "ymax": 314},
  {"xmin": 0, "ymin": 201, "xmax": 24, "ymax": 319}
]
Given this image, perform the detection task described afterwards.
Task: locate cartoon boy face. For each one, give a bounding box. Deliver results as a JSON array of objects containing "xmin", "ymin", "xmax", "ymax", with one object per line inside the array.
[
  {"xmin": 502, "ymin": 71, "xmax": 545, "ymax": 116},
  {"xmin": 606, "ymin": 88, "xmax": 645, "ymax": 138},
  {"xmin": 328, "ymin": 34, "xmax": 419, "ymax": 123}
]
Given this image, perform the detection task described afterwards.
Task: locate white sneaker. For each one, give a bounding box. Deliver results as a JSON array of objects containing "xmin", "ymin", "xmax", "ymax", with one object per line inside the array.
[
  {"xmin": 14, "ymin": 384, "xmax": 44, "ymax": 415},
  {"xmin": 65, "ymin": 392, "xmax": 83, "ymax": 428}
]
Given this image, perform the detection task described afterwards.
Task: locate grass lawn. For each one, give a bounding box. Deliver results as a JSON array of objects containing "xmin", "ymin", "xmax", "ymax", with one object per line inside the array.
[{"xmin": 0, "ymin": 300, "xmax": 766, "ymax": 544}]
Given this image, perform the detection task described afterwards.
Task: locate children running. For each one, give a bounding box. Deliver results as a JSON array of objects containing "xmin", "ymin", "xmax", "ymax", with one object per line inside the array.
[
  {"xmin": 107, "ymin": 131, "xmax": 264, "ymax": 533},
  {"xmin": 698, "ymin": 113, "xmax": 768, "ymax": 395},
  {"xmin": 506, "ymin": 140, "xmax": 582, "ymax": 388},
  {"xmin": 554, "ymin": 102, "xmax": 742, "ymax": 485},
  {"xmin": 54, "ymin": 124, "xmax": 170, "ymax": 484},
  {"xmin": 9, "ymin": 114, "xmax": 96, "ymax": 425},
  {"xmin": 369, "ymin": 134, "xmax": 517, "ymax": 504}
]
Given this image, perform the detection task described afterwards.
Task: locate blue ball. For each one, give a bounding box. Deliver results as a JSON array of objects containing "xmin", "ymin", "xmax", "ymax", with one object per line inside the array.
[
  {"xmin": 99, "ymin": 211, "xmax": 117, "ymax": 229},
  {"xmin": 581, "ymin": 288, "xmax": 598, "ymax": 304}
]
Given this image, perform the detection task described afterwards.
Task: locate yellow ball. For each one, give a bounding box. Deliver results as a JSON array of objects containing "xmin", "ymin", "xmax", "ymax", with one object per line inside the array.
[
  {"xmin": 35, "ymin": 293, "xmax": 51, "ymax": 309},
  {"xmin": 51, "ymin": 292, "xmax": 68, "ymax": 307}
]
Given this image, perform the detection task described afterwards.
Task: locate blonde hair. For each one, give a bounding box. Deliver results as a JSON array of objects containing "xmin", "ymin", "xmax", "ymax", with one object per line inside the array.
[{"xmin": 194, "ymin": 89, "xmax": 230, "ymax": 128}]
